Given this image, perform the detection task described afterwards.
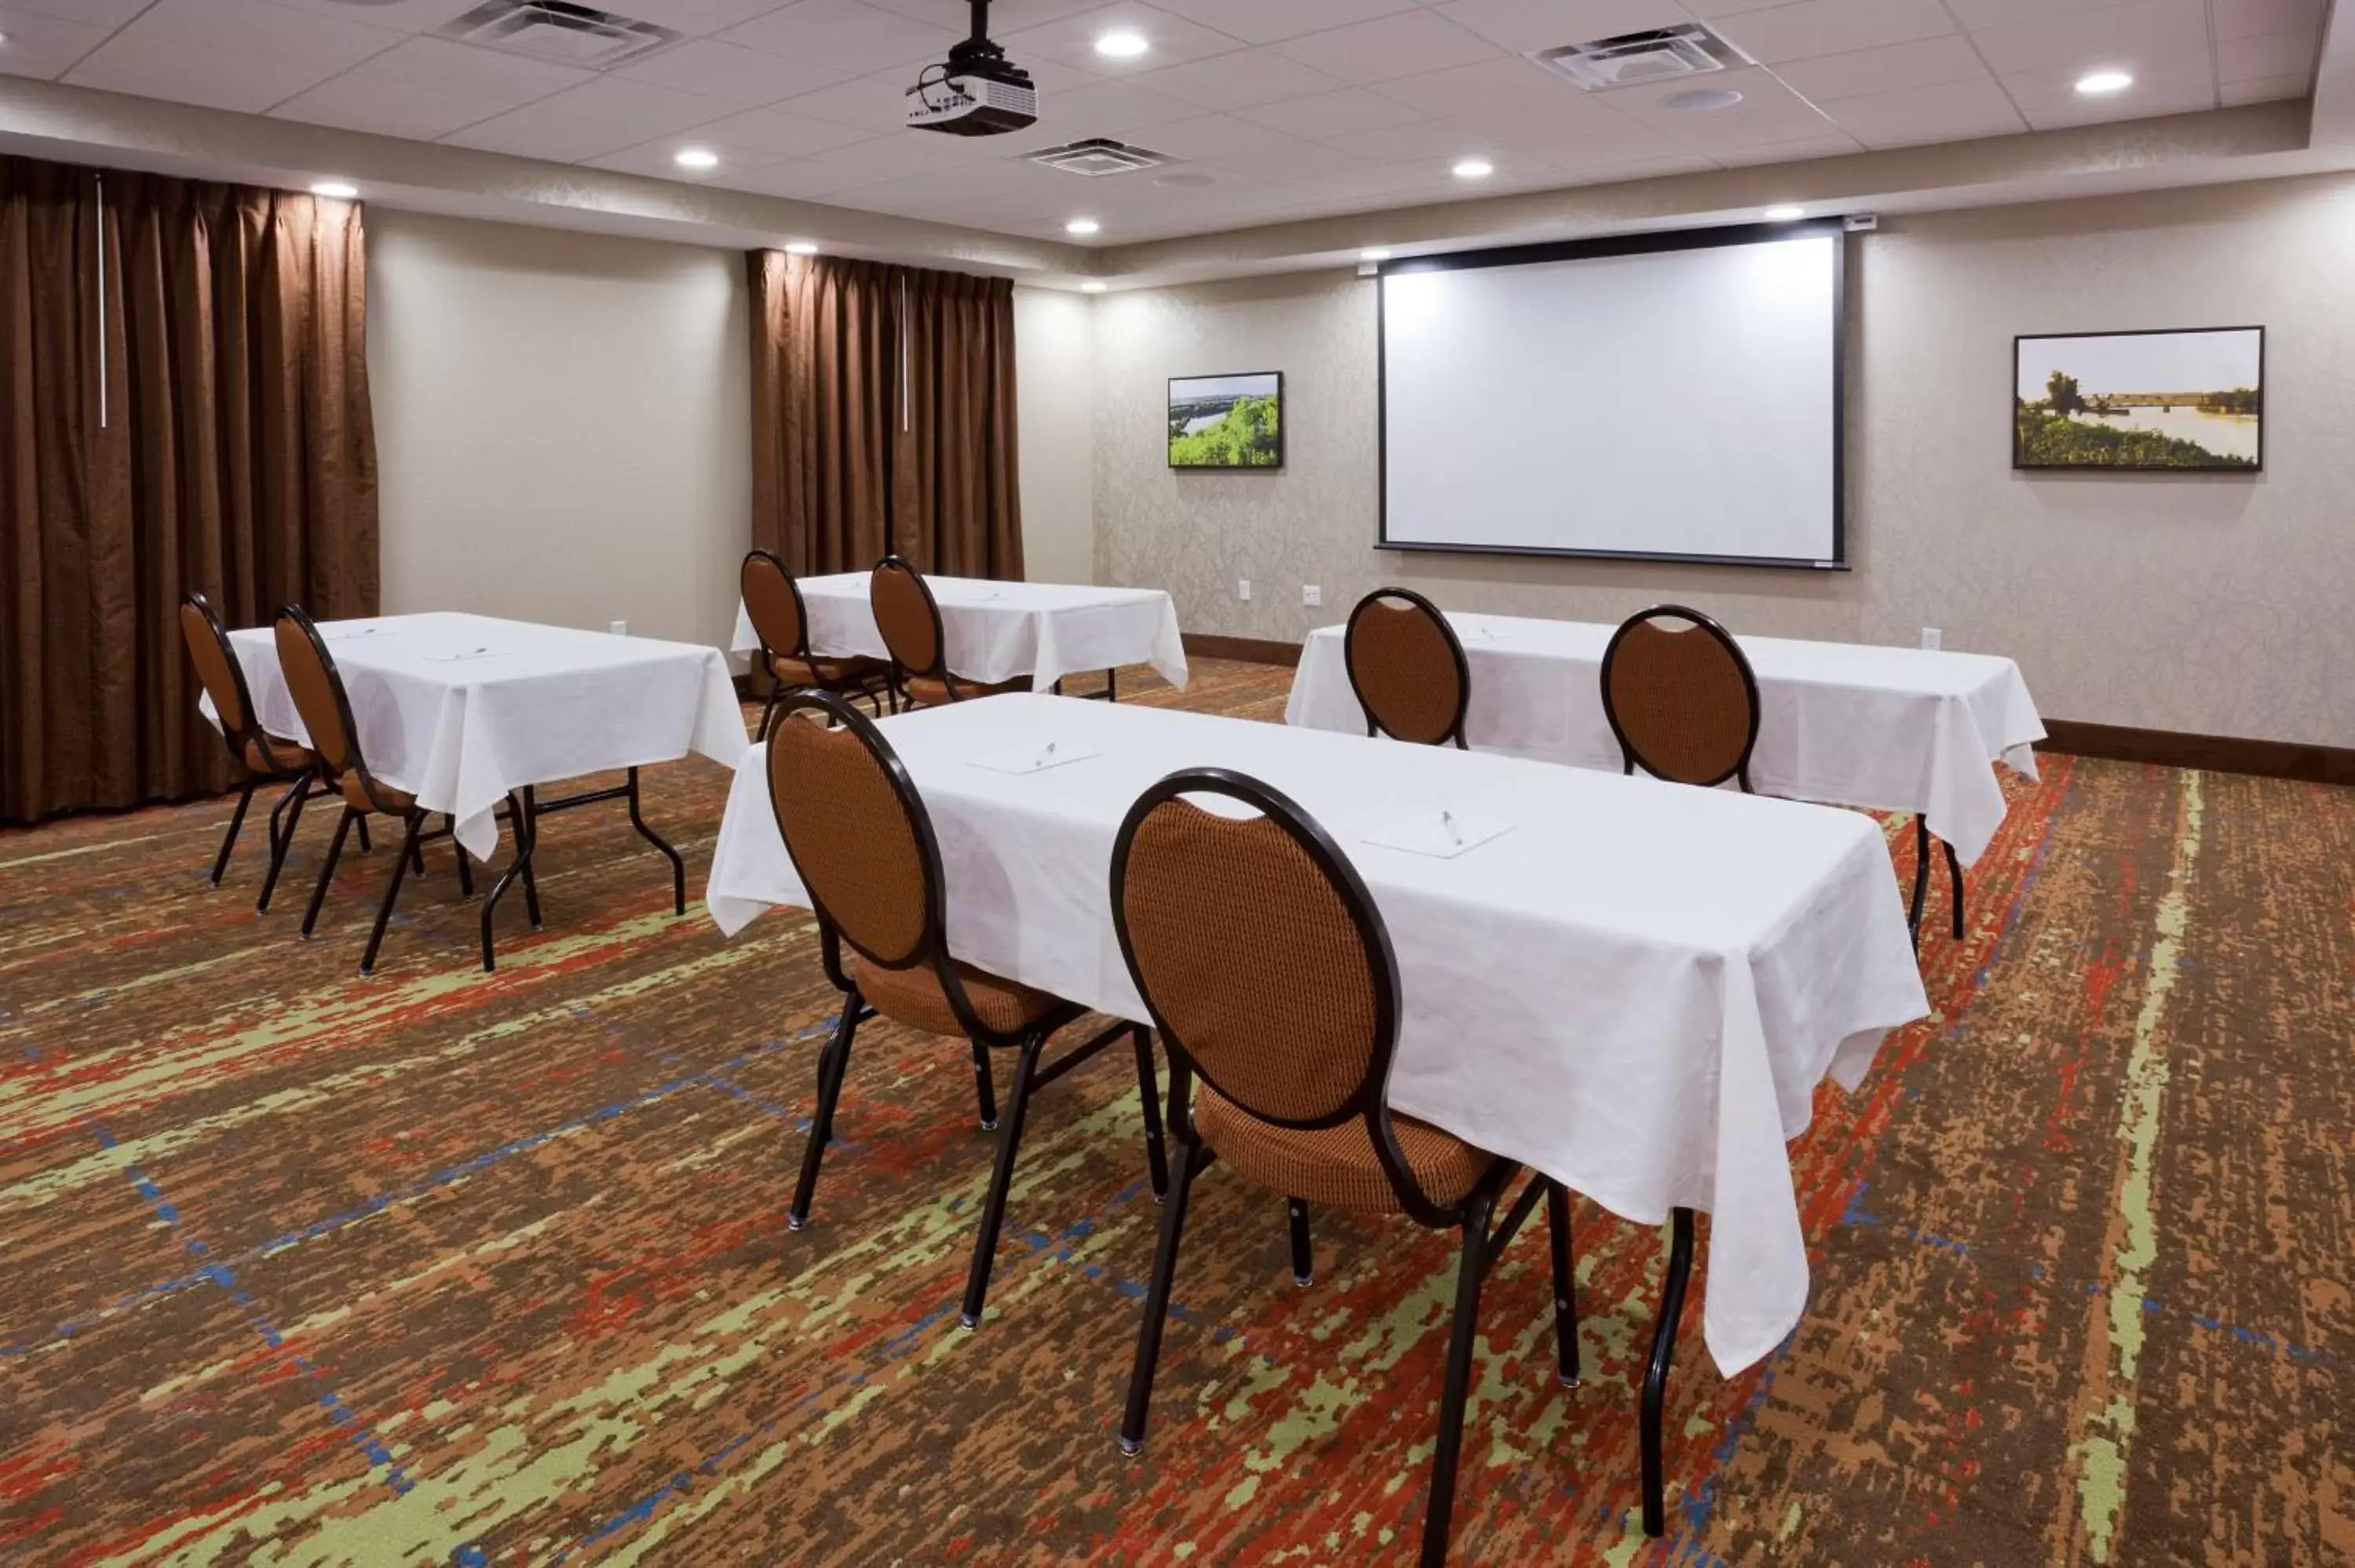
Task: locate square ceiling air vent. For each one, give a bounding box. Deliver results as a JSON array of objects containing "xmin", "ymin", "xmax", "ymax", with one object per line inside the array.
[
  {"xmin": 1530, "ymin": 24, "xmax": 1751, "ymax": 92},
  {"xmin": 1028, "ymin": 138, "xmax": 1170, "ymax": 177},
  {"xmin": 436, "ymin": 0, "xmax": 681, "ymax": 68}
]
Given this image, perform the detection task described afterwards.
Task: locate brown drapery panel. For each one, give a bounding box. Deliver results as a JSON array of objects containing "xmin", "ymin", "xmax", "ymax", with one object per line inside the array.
[
  {"xmin": 747, "ymin": 250, "xmax": 1020, "ymax": 582},
  {"xmin": 1, "ymin": 155, "xmax": 378, "ymax": 825}
]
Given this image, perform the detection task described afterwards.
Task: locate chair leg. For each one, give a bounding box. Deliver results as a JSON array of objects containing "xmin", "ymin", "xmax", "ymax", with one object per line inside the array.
[
  {"xmin": 970, "ymin": 1040, "xmax": 999, "ymax": 1131},
  {"xmin": 354, "ymin": 815, "xmax": 373, "ymax": 854},
  {"xmin": 408, "ymin": 830, "xmax": 426, "ymax": 877},
  {"xmin": 788, "ymin": 990, "xmax": 863, "ymax": 1230},
  {"xmin": 1131, "ymin": 1026, "xmax": 1169, "ymax": 1201},
  {"xmin": 256, "ymin": 777, "xmax": 310, "ymax": 913},
  {"xmin": 1908, "ymin": 815, "xmax": 1932, "ymax": 948},
  {"xmin": 1287, "ymin": 1198, "xmax": 1313, "ymax": 1287},
  {"xmin": 210, "ymin": 779, "xmax": 258, "ymax": 885},
  {"xmin": 1119, "ymin": 1139, "xmax": 1202, "ymax": 1457},
  {"xmin": 1944, "ymin": 837, "xmax": 1966, "ymax": 939},
  {"xmin": 1641, "ymin": 1206, "xmax": 1698, "ymax": 1539},
  {"xmin": 958, "ymin": 1032, "xmax": 1046, "ymax": 1331},
  {"xmin": 1420, "ymin": 1186, "xmax": 1498, "ymax": 1568},
  {"xmin": 299, "ymin": 806, "xmax": 357, "ymax": 939},
  {"xmin": 360, "ymin": 813, "xmax": 423, "ymax": 977},
  {"xmin": 1547, "ymin": 1182, "xmax": 1580, "ymax": 1388},
  {"xmin": 755, "ymin": 687, "xmax": 783, "ymax": 742}
]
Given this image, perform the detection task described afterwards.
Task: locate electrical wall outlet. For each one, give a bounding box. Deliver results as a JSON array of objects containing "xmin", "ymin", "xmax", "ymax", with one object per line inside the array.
[
  {"xmin": 1919, "ymin": 627, "xmax": 1941, "ymax": 651},
  {"xmin": 1237, "ymin": 579, "xmax": 1251, "ymax": 602},
  {"xmin": 1302, "ymin": 585, "xmax": 1321, "ymax": 607},
  {"xmin": 610, "ymin": 619, "xmax": 628, "ymax": 636}
]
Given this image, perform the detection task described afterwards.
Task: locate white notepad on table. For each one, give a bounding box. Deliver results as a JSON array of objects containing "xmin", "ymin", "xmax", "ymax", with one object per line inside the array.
[{"xmin": 1361, "ymin": 808, "xmax": 1513, "ymax": 860}]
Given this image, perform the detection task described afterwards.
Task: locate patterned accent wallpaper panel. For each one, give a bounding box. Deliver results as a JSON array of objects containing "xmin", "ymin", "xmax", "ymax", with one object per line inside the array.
[{"xmin": 1092, "ymin": 175, "xmax": 2355, "ymax": 747}]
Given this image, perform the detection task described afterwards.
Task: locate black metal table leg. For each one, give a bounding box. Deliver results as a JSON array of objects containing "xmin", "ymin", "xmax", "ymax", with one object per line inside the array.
[
  {"xmin": 625, "ymin": 767, "xmax": 686, "ymax": 916},
  {"xmin": 1908, "ymin": 815, "xmax": 1932, "ymax": 947},
  {"xmin": 479, "ymin": 789, "xmax": 541, "ymax": 972},
  {"xmin": 1944, "ymin": 837, "xmax": 1966, "ymax": 939}
]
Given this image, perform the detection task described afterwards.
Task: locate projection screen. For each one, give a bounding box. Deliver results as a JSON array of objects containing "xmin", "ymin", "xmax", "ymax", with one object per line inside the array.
[{"xmin": 1378, "ymin": 223, "xmax": 1846, "ymax": 568}]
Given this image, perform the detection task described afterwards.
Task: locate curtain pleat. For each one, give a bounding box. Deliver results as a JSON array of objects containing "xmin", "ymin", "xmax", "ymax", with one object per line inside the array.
[{"xmin": 0, "ymin": 155, "xmax": 378, "ymax": 826}]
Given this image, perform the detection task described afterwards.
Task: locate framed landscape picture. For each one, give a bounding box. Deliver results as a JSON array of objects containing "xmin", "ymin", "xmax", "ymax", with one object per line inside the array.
[
  {"xmin": 1169, "ymin": 372, "xmax": 1283, "ymax": 469},
  {"xmin": 2014, "ymin": 326, "xmax": 2263, "ymax": 471}
]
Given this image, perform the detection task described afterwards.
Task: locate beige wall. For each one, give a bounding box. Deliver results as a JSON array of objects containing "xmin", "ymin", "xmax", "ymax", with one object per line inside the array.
[
  {"xmin": 369, "ymin": 209, "xmax": 752, "ymax": 650},
  {"xmin": 1013, "ymin": 288, "xmax": 1096, "ymax": 585},
  {"xmin": 1094, "ymin": 173, "xmax": 2355, "ymax": 746}
]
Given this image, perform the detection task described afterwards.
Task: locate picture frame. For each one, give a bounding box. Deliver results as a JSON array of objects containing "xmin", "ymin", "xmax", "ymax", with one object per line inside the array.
[
  {"xmin": 1168, "ymin": 371, "xmax": 1283, "ymax": 470},
  {"xmin": 2013, "ymin": 326, "xmax": 2264, "ymax": 472}
]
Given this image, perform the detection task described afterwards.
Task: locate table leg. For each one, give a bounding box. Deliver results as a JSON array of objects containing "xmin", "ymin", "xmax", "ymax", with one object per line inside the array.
[
  {"xmin": 479, "ymin": 788, "xmax": 541, "ymax": 973},
  {"xmin": 1908, "ymin": 815, "xmax": 1932, "ymax": 948},
  {"xmin": 626, "ymin": 767, "xmax": 686, "ymax": 916},
  {"xmin": 1944, "ymin": 836, "xmax": 1966, "ymax": 939}
]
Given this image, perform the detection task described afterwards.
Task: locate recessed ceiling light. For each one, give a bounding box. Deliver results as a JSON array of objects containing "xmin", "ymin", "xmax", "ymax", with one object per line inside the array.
[
  {"xmin": 1762, "ymin": 203, "xmax": 1805, "ymax": 221},
  {"xmin": 1661, "ymin": 87, "xmax": 1744, "ymax": 111},
  {"xmin": 1094, "ymin": 30, "xmax": 1148, "ymax": 59},
  {"xmin": 1081, "ymin": 281, "xmax": 1107, "ymax": 293},
  {"xmin": 675, "ymin": 148, "xmax": 719, "ymax": 169},
  {"xmin": 1360, "ymin": 247, "xmax": 1392, "ymax": 261},
  {"xmin": 311, "ymin": 181, "xmax": 359, "ymax": 199},
  {"xmin": 785, "ymin": 240, "xmax": 818, "ymax": 255},
  {"xmin": 1451, "ymin": 157, "xmax": 1494, "ymax": 181},
  {"xmin": 2076, "ymin": 69, "xmax": 2133, "ymax": 95},
  {"xmin": 1066, "ymin": 217, "xmax": 1101, "ymax": 235}
]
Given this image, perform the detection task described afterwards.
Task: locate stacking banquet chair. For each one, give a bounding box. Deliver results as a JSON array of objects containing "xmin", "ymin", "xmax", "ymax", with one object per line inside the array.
[
  {"xmin": 741, "ymin": 549, "xmax": 892, "ymax": 739},
  {"xmin": 1343, "ymin": 587, "xmax": 1472, "ymax": 748},
  {"xmin": 1599, "ymin": 604, "xmax": 1762, "ymax": 793},
  {"xmin": 1108, "ymin": 767, "xmax": 1579, "ymax": 1566},
  {"xmin": 177, "ymin": 592, "xmax": 366, "ymax": 909},
  {"xmin": 764, "ymin": 689, "xmax": 1169, "ymax": 1328},
  {"xmin": 870, "ymin": 555, "xmax": 1028, "ymax": 711},
  {"xmin": 273, "ymin": 607, "xmax": 519, "ymax": 977}
]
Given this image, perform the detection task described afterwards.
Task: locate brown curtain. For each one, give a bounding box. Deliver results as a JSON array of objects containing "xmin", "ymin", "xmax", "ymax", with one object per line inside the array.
[
  {"xmin": 0, "ymin": 155, "xmax": 377, "ymax": 826},
  {"xmin": 747, "ymin": 250, "xmax": 1021, "ymax": 582}
]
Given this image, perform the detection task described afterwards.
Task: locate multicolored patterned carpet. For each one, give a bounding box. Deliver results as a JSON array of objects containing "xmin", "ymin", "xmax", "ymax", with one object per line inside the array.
[{"xmin": 2, "ymin": 659, "xmax": 2350, "ymax": 1566}]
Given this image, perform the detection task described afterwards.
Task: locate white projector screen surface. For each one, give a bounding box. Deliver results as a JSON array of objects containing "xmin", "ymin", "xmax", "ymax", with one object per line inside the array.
[{"xmin": 1381, "ymin": 232, "xmax": 1842, "ymax": 565}]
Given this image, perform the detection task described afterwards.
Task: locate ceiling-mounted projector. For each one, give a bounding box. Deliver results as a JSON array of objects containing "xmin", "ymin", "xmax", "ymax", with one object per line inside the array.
[{"xmin": 907, "ymin": 0, "xmax": 1037, "ymax": 136}]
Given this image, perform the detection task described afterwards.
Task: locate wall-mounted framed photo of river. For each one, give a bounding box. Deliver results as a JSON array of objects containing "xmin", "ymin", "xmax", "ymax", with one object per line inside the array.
[
  {"xmin": 2014, "ymin": 326, "xmax": 2263, "ymax": 472},
  {"xmin": 1169, "ymin": 372, "xmax": 1283, "ymax": 470}
]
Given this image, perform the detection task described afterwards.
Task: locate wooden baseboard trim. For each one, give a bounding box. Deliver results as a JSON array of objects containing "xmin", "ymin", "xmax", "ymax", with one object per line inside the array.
[
  {"xmin": 2038, "ymin": 720, "xmax": 2354, "ymax": 785},
  {"xmin": 1185, "ymin": 633, "xmax": 1303, "ymax": 668}
]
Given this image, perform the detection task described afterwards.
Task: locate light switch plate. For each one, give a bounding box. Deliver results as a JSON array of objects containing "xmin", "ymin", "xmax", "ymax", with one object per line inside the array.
[
  {"xmin": 1237, "ymin": 579, "xmax": 1251, "ymax": 602},
  {"xmin": 1919, "ymin": 627, "xmax": 1941, "ymax": 651},
  {"xmin": 1302, "ymin": 585, "xmax": 1321, "ymax": 607},
  {"xmin": 611, "ymin": 619, "xmax": 628, "ymax": 636}
]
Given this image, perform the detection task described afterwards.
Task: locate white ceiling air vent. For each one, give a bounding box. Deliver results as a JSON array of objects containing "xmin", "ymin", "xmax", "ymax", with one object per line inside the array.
[
  {"xmin": 436, "ymin": 1, "xmax": 681, "ymax": 68},
  {"xmin": 1529, "ymin": 24, "xmax": 1752, "ymax": 92},
  {"xmin": 1028, "ymin": 138, "xmax": 1170, "ymax": 177}
]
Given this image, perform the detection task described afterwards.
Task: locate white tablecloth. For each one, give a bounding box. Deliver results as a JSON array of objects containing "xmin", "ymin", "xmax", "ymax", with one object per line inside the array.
[
  {"xmin": 706, "ymin": 695, "xmax": 1930, "ymax": 1375},
  {"xmin": 730, "ymin": 574, "xmax": 1188, "ymax": 693},
  {"xmin": 203, "ymin": 612, "xmax": 747, "ymax": 861},
  {"xmin": 1285, "ymin": 614, "xmax": 2046, "ymax": 865}
]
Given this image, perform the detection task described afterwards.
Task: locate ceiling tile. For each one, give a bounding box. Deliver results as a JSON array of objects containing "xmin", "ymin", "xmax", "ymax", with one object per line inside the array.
[
  {"xmin": 1429, "ymin": 0, "xmax": 1696, "ymax": 53},
  {"xmin": 797, "ymin": 130, "xmax": 1037, "ymax": 181},
  {"xmin": 1965, "ymin": 0, "xmax": 2210, "ymax": 76},
  {"xmin": 1270, "ymin": 9, "xmax": 1502, "ymax": 84},
  {"xmin": 67, "ymin": 0, "xmax": 403, "ymax": 115},
  {"xmin": 0, "ymin": 0, "xmax": 149, "ymax": 25},
  {"xmin": 768, "ymin": 64, "xmax": 933, "ymax": 129},
  {"xmin": 1451, "ymin": 94, "xmax": 1685, "ymax": 160},
  {"xmin": 999, "ymin": 2, "xmax": 1247, "ymax": 75},
  {"xmin": 270, "ymin": 36, "xmax": 592, "ymax": 139},
  {"xmin": 718, "ymin": 0, "xmax": 965, "ymax": 73},
  {"xmin": 1140, "ymin": 110, "xmax": 1302, "ymax": 158},
  {"xmin": 1149, "ymin": 0, "xmax": 1422, "ymax": 46},
  {"xmin": 1129, "ymin": 47, "xmax": 1345, "ymax": 108},
  {"xmin": 2218, "ymin": 27, "xmax": 2318, "ymax": 82},
  {"xmin": 1195, "ymin": 133, "xmax": 1369, "ymax": 179},
  {"xmin": 2212, "ymin": 0, "xmax": 2324, "ymax": 42},
  {"xmin": 859, "ymin": 0, "xmax": 1108, "ymax": 27},
  {"xmin": 1320, "ymin": 115, "xmax": 1510, "ymax": 163},
  {"xmin": 580, "ymin": 140, "xmax": 780, "ymax": 180},
  {"xmin": 1769, "ymin": 34, "xmax": 1991, "ymax": 101},
  {"xmin": 1041, "ymin": 75, "xmax": 1199, "ymax": 132},
  {"xmin": 599, "ymin": 0, "xmax": 790, "ymax": 35},
  {"xmin": 1608, "ymin": 64, "xmax": 1842, "ymax": 145},
  {"xmin": 254, "ymin": 0, "xmax": 475, "ymax": 34},
  {"xmin": 654, "ymin": 102, "xmax": 880, "ymax": 155},
  {"xmin": 1707, "ymin": 0, "xmax": 1954, "ymax": 64},
  {"xmin": 2018, "ymin": 76, "xmax": 2213, "ymax": 127},
  {"xmin": 2218, "ymin": 71, "xmax": 2308, "ymax": 104},
  {"xmin": 1234, "ymin": 84, "xmax": 1431, "ymax": 136},
  {"xmin": 1942, "ymin": 0, "xmax": 2173, "ymax": 30},
  {"xmin": 0, "ymin": 6, "xmax": 114, "ymax": 80},
  {"xmin": 1705, "ymin": 130, "xmax": 1865, "ymax": 163},
  {"xmin": 703, "ymin": 156, "xmax": 872, "ymax": 197},
  {"xmin": 1374, "ymin": 54, "xmax": 1586, "ymax": 116},
  {"xmin": 1996, "ymin": 48, "xmax": 2214, "ymax": 111},
  {"xmin": 441, "ymin": 75, "xmax": 737, "ymax": 161},
  {"xmin": 612, "ymin": 38, "xmax": 848, "ymax": 103},
  {"xmin": 1818, "ymin": 75, "xmax": 2027, "ymax": 146},
  {"xmin": 1680, "ymin": 0, "xmax": 1817, "ymax": 15}
]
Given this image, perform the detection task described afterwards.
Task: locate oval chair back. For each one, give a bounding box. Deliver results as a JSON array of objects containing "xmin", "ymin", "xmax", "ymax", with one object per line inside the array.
[
  {"xmin": 1111, "ymin": 768, "xmax": 1457, "ymax": 1226},
  {"xmin": 181, "ymin": 592, "xmax": 283, "ymax": 772},
  {"xmin": 272, "ymin": 607, "xmax": 402, "ymax": 815},
  {"xmin": 870, "ymin": 555, "xmax": 944, "ymax": 682},
  {"xmin": 740, "ymin": 549, "xmax": 811, "ymax": 668},
  {"xmin": 1599, "ymin": 604, "xmax": 1761, "ymax": 791},
  {"xmin": 1343, "ymin": 588, "xmax": 1470, "ymax": 748}
]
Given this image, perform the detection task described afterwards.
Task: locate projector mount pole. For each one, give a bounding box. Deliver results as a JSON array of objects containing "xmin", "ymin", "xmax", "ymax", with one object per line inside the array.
[{"xmin": 951, "ymin": 0, "xmax": 1006, "ymax": 67}]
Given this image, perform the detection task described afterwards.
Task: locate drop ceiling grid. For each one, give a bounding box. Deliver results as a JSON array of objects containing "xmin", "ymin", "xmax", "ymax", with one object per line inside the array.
[{"xmin": 2, "ymin": 0, "xmax": 2329, "ymax": 243}]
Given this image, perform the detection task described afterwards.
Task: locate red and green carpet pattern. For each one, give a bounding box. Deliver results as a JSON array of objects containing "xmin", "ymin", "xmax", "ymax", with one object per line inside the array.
[{"xmin": 2, "ymin": 660, "xmax": 2350, "ymax": 1566}]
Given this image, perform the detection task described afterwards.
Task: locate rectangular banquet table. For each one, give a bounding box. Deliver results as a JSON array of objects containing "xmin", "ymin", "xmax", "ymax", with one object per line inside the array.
[
  {"xmin": 1284, "ymin": 614, "xmax": 2044, "ymax": 869},
  {"xmin": 705, "ymin": 694, "xmax": 1930, "ymax": 1375},
  {"xmin": 206, "ymin": 611, "xmax": 746, "ymax": 863},
  {"xmin": 730, "ymin": 574, "xmax": 1188, "ymax": 695}
]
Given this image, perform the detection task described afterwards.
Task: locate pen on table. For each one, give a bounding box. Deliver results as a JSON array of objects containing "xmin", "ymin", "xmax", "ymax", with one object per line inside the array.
[{"xmin": 1441, "ymin": 808, "xmax": 1462, "ymax": 847}]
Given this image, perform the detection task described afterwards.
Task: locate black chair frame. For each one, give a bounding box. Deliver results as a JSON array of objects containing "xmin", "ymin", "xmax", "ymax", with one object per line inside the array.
[
  {"xmin": 766, "ymin": 689, "xmax": 1169, "ymax": 1330},
  {"xmin": 1343, "ymin": 586, "xmax": 1472, "ymax": 749},
  {"xmin": 1599, "ymin": 603, "xmax": 1763, "ymax": 793},
  {"xmin": 1108, "ymin": 766, "xmax": 1579, "ymax": 1567},
  {"xmin": 743, "ymin": 549, "xmax": 892, "ymax": 740}
]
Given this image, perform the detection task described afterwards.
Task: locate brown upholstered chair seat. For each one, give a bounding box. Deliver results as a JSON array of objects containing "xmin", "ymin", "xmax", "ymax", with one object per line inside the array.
[
  {"xmin": 243, "ymin": 736, "xmax": 313, "ymax": 774},
  {"xmin": 1194, "ymin": 1085, "xmax": 1495, "ymax": 1215},
  {"xmin": 769, "ymin": 651, "xmax": 887, "ymax": 687},
  {"xmin": 904, "ymin": 673, "xmax": 1028, "ymax": 709},
  {"xmin": 851, "ymin": 953, "xmax": 1062, "ymax": 1037},
  {"xmin": 338, "ymin": 771, "xmax": 414, "ymax": 814}
]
